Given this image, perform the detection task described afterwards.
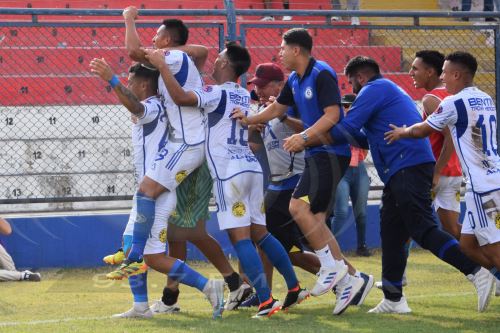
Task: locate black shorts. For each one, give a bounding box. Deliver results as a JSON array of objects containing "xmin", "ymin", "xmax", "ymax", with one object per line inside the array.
[
  {"xmin": 292, "ymin": 152, "xmax": 350, "ymax": 214},
  {"xmin": 265, "ymin": 188, "xmax": 305, "ymax": 253}
]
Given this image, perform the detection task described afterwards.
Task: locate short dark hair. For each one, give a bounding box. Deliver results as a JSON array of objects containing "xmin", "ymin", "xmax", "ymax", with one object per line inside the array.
[
  {"xmin": 226, "ymin": 42, "xmax": 251, "ymax": 78},
  {"xmin": 444, "ymin": 51, "xmax": 478, "ymax": 76},
  {"xmin": 344, "ymin": 56, "xmax": 380, "ymax": 76},
  {"xmin": 162, "ymin": 19, "xmax": 189, "ymax": 46},
  {"xmin": 282, "ymin": 28, "xmax": 313, "ymax": 53},
  {"xmin": 415, "ymin": 50, "xmax": 445, "ymax": 76},
  {"xmin": 129, "ymin": 63, "xmax": 159, "ymax": 91}
]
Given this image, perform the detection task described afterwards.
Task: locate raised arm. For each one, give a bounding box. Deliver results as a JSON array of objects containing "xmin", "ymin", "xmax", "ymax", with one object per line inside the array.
[
  {"xmin": 0, "ymin": 217, "xmax": 12, "ymax": 236},
  {"xmin": 123, "ymin": 6, "xmax": 148, "ymax": 63},
  {"xmin": 89, "ymin": 58, "xmax": 145, "ymax": 117},
  {"xmin": 144, "ymin": 49, "xmax": 198, "ymax": 106}
]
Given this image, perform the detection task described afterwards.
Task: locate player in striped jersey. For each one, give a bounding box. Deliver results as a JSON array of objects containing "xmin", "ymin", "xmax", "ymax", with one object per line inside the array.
[
  {"xmin": 386, "ymin": 51, "xmax": 499, "ymax": 304},
  {"xmin": 145, "ymin": 42, "xmax": 309, "ymax": 318}
]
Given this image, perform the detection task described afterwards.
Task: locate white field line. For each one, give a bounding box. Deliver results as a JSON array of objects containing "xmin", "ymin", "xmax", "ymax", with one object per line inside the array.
[{"xmin": 0, "ymin": 291, "xmax": 479, "ymax": 327}]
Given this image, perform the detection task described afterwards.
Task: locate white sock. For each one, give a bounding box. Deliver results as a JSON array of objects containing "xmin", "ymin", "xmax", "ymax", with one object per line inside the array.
[
  {"xmin": 337, "ymin": 273, "xmax": 351, "ymax": 287},
  {"xmin": 354, "ymin": 270, "xmax": 361, "ymax": 278},
  {"xmin": 315, "ymin": 245, "xmax": 336, "ymax": 268},
  {"xmin": 133, "ymin": 302, "xmax": 149, "ymax": 311}
]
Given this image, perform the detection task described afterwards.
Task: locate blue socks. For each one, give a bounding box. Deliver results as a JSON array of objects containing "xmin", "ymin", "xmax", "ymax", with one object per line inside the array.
[
  {"xmin": 234, "ymin": 239, "xmax": 271, "ymax": 303},
  {"xmin": 122, "ymin": 234, "xmax": 133, "ymax": 255},
  {"xmin": 257, "ymin": 233, "xmax": 298, "ymax": 290},
  {"xmin": 128, "ymin": 193, "xmax": 155, "ymax": 262},
  {"xmin": 129, "ymin": 272, "xmax": 148, "ymax": 303},
  {"xmin": 169, "ymin": 259, "xmax": 208, "ymax": 292}
]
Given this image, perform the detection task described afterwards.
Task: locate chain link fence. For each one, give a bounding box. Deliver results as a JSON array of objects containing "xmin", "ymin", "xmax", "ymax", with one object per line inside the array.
[
  {"xmin": 0, "ymin": 9, "xmax": 497, "ymax": 210},
  {"xmin": 0, "ymin": 21, "xmax": 223, "ymax": 207}
]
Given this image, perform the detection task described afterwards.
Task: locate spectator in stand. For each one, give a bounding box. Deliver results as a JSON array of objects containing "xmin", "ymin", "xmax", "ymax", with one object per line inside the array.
[
  {"xmin": 331, "ymin": 93, "xmax": 371, "ymax": 257},
  {"xmin": 0, "ymin": 217, "xmax": 41, "ymax": 282},
  {"xmin": 461, "ymin": 0, "xmax": 500, "ymax": 21},
  {"xmin": 330, "ymin": 0, "xmax": 360, "ymax": 25},
  {"xmin": 262, "ymin": 0, "xmax": 292, "ymax": 21}
]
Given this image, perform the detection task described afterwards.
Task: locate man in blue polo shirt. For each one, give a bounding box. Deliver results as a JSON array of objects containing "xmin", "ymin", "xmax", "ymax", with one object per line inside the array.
[
  {"xmin": 324, "ymin": 56, "xmax": 493, "ymax": 313},
  {"xmin": 232, "ymin": 28, "xmax": 367, "ymax": 315}
]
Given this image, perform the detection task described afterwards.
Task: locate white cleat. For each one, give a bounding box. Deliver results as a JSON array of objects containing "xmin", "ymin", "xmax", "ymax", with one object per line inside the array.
[
  {"xmin": 149, "ymin": 300, "xmax": 180, "ymax": 314},
  {"xmin": 111, "ymin": 307, "xmax": 153, "ymax": 319},
  {"xmin": 225, "ymin": 282, "xmax": 253, "ymax": 310},
  {"xmin": 203, "ymin": 279, "xmax": 225, "ymax": 319},
  {"xmin": 496, "ymin": 279, "xmax": 500, "ymax": 297},
  {"xmin": 310, "ymin": 264, "xmax": 348, "ymax": 296},
  {"xmin": 333, "ymin": 275, "xmax": 365, "ymax": 315},
  {"xmin": 467, "ymin": 267, "xmax": 495, "ymax": 312},
  {"xmin": 368, "ymin": 297, "xmax": 412, "ymax": 314}
]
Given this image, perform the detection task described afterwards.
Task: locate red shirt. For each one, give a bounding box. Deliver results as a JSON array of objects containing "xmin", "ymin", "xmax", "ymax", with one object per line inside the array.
[{"xmin": 423, "ymin": 87, "xmax": 462, "ymax": 177}]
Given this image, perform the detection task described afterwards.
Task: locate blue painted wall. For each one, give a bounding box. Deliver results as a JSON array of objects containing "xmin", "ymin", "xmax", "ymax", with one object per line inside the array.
[{"xmin": 1, "ymin": 203, "xmax": 465, "ymax": 268}]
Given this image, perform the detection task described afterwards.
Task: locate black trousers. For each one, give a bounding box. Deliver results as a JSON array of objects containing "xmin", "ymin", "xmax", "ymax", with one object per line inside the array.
[{"xmin": 380, "ymin": 163, "xmax": 478, "ymax": 301}]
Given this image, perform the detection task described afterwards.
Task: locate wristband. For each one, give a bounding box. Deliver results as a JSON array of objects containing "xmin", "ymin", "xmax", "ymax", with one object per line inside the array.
[
  {"xmin": 108, "ymin": 75, "xmax": 120, "ymax": 88},
  {"xmin": 279, "ymin": 114, "xmax": 288, "ymax": 122}
]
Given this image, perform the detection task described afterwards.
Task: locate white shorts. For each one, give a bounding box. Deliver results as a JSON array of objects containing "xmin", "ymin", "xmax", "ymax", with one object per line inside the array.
[
  {"xmin": 432, "ymin": 176, "xmax": 462, "ymax": 213},
  {"xmin": 461, "ymin": 190, "xmax": 500, "ymax": 246},
  {"xmin": 213, "ymin": 172, "xmax": 266, "ymax": 230},
  {"xmin": 146, "ymin": 142, "xmax": 205, "ymax": 192}
]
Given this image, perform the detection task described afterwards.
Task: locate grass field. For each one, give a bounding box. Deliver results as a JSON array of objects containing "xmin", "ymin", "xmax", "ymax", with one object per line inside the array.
[{"xmin": 0, "ymin": 249, "xmax": 499, "ymax": 333}]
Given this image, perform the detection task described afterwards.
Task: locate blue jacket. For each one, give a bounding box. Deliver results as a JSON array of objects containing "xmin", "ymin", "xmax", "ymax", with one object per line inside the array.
[{"xmin": 330, "ymin": 76, "xmax": 435, "ymax": 184}]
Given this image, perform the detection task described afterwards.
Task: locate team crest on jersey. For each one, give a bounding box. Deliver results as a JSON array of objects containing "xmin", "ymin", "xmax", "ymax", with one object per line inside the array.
[
  {"xmin": 203, "ymin": 86, "xmax": 213, "ymax": 92},
  {"xmin": 163, "ymin": 50, "xmax": 170, "ymax": 56},
  {"xmin": 175, "ymin": 170, "xmax": 188, "ymax": 183},
  {"xmin": 232, "ymin": 202, "xmax": 246, "ymax": 217},
  {"xmin": 435, "ymin": 106, "xmax": 443, "ymax": 114},
  {"xmin": 304, "ymin": 87, "xmax": 313, "ymax": 99},
  {"xmin": 159, "ymin": 228, "xmax": 168, "ymax": 243},
  {"xmin": 455, "ymin": 191, "xmax": 461, "ymax": 202},
  {"xmin": 495, "ymin": 214, "xmax": 500, "ymax": 229}
]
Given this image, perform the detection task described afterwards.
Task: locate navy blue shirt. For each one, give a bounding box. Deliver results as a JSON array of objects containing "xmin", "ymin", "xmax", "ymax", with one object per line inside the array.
[
  {"xmin": 330, "ymin": 75, "xmax": 435, "ymax": 184},
  {"xmin": 277, "ymin": 58, "xmax": 350, "ymax": 158}
]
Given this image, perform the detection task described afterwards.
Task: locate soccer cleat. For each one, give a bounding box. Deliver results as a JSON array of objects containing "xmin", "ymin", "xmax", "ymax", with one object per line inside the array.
[
  {"xmin": 103, "ymin": 248, "xmax": 125, "ymax": 265},
  {"xmin": 368, "ymin": 297, "xmax": 412, "ymax": 314},
  {"xmin": 467, "ymin": 267, "xmax": 495, "ymax": 312},
  {"xmin": 333, "ymin": 275, "xmax": 364, "ymax": 315},
  {"xmin": 310, "ymin": 264, "xmax": 348, "ymax": 296},
  {"xmin": 203, "ymin": 279, "xmax": 225, "ymax": 319},
  {"xmin": 106, "ymin": 259, "xmax": 147, "ymax": 280},
  {"xmin": 351, "ymin": 273, "xmax": 374, "ymax": 306},
  {"xmin": 281, "ymin": 286, "xmax": 310, "ymax": 312},
  {"xmin": 225, "ymin": 282, "xmax": 253, "ymax": 310},
  {"xmin": 111, "ymin": 306, "xmax": 153, "ymax": 319},
  {"xmin": 496, "ymin": 279, "xmax": 500, "ymax": 297},
  {"xmin": 150, "ymin": 300, "xmax": 180, "ymax": 314},
  {"xmin": 253, "ymin": 297, "xmax": 281, "ymax": 318},
  {"xmin": 22, "ymin": 271, "xmax": 41, "ymax": 282},
  {"xmin": 240, "ymin": 292, "xmax": 259, "ymax": 307}
]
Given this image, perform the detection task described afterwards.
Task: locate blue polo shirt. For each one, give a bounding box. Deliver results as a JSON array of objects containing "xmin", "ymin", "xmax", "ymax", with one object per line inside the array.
[
  {"xmin": 330, "ymin": 75, "xmax": 435, "ymax": 184},
  {"xmin": 277, "ymin": 58, "xmax": 350, "ymax": 158}
]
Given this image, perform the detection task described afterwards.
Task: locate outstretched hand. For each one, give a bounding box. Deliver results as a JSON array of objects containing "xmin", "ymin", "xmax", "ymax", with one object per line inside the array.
[
  {"xmin": 384, "ymin": 124, "xmax": 406, "ymax": 144},
  {"xmin": 89, "ymin": 58, "xmax": 114, "ymax": 81},
  {"xmin": 231, "ymin": 107, "xmax": 249, "ymax": 126},
  {"xmin": 143, "ymin": 49, "xmax": 167, "ymax": 69},
  {"xmin": 283, "ymin": 134, "xmax": 306, "ymax": 153}
]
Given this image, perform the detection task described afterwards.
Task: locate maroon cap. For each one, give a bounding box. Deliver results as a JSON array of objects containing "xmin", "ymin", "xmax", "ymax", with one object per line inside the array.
[{"xmin": 248, "ymin": 63, "xmax": 284, "ymax": 87}]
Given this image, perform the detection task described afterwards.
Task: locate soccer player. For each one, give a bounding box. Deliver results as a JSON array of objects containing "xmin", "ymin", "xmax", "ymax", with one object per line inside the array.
[
  {"xmin": 385, "ymin": 51, "xmax": 500, "ymax": 300},
  {"xmin": 231, "ymin": 28, "xmax": 365, "ymax": 315},
  {"xmin": 145, "ymin": 42, "xmax": 309, "ymax": 318},
  {"xmin": 324, "ymin": 55, "xmax": 493, "ymax": 313},
  {"xmin": 244, "ymin": 63, "xmax": 373, "ymax": 308},
  {"xmin": 90, "ymin": 58, "xmax": 225, "ymax": 319},
  {"xmin": 410, "ymin": 50, "xmax": 463, "ymax": 239}
]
